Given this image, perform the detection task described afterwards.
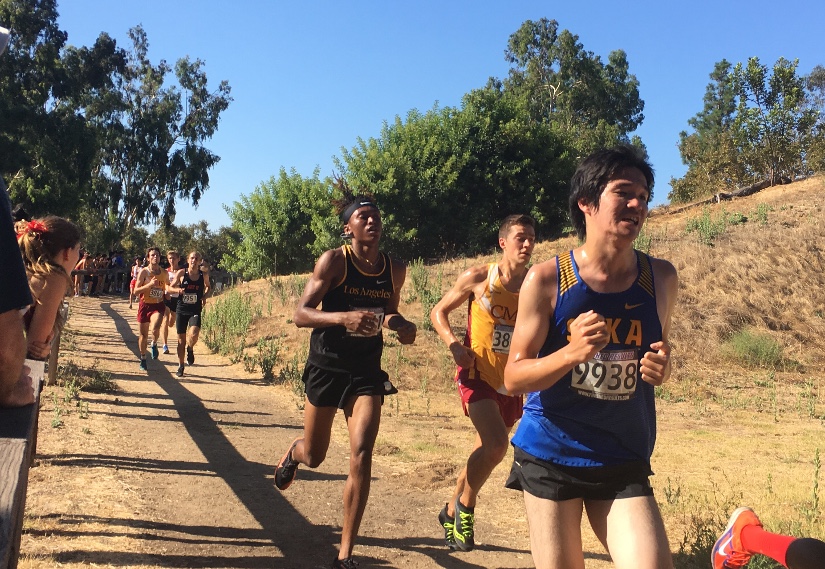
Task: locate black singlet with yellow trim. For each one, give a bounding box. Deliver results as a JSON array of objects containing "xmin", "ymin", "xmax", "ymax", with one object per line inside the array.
[{"xmin": 307, "ymin": 245, "xmax": 395, "ymax": 374}]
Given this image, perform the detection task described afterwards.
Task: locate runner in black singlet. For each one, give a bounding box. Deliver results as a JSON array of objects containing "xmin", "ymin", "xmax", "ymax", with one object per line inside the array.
[{"xmin": 273, "ymin": 178, "xmax": 416, "ymax": 569}]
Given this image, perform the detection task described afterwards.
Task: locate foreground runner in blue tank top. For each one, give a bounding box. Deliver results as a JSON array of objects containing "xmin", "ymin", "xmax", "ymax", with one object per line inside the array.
[
  {"xmin": 504, "ymin": 146, "xmax": 679, "ymax": 569},
  {"xmin": 513, "ymin": 249, "xmax": 662, "ymax": 467}
]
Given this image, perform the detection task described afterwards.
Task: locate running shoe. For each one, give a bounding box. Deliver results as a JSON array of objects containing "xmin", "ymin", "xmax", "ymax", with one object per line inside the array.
[
  {"xmin": 176, "ymin": 364, "xmax": 184, "ymax": 378},
  {"xmin": 150, "ymin": 343, "xmax": 158, "ymax": 360},
  {"xmin": 331, "ymin": 558, "xmax": 358, "ymax": 569},
  {"xmin": 453, "ymin": 498, "xmax": 475, "ymax": 551},
  {"xmin": 139, "ymin": 358, "xmax": 148, "ymax": 371},
  {"xmin": 438, "ymin": 503, "xmax": 457, "ymax": 549},
  {"xmin": 162, "ymin": 344, "xmax": 169, "ymax": 354},
  {"xmin": 186, "ymin": 346, "xmax": 195, "ymax": 365},
  {"xmin": 274, "ymin": 438, "xmax": 301, "ymax": 490},
  {"xmin": 712, "ymin": 507, "xmax": 761, "ymax": 569}
]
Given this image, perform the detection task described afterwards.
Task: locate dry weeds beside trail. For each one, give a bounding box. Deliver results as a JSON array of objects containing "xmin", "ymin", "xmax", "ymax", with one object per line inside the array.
[{"xmin": 19, "ymin": 295, "xmax": 539, "ymax": 569}]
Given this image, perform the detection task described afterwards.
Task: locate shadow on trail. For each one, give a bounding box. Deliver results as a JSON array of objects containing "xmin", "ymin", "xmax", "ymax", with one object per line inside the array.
[
  {"xmin": 40, "ymin": 453, "xmax": 346, "ymax": 483},
  {"xmin": 85, "ymin": 409, "xmax": 295, "ymax": 430},
  {"xmin": 45, "ymin": 300, "xmax": 510, "ymax": 569},
  {"xmin": 99, "ymin": 301, "xmax": 340, "ymax": 566},
  {"xmin": 93, "ymin": 397, "xmax": 271, "ymax": 416}
]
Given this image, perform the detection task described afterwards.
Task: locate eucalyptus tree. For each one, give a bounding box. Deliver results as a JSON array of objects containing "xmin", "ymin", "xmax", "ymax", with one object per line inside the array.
[
  {"xmin": 89, "ymin": 25, "xmax": 232, "ymax": 235},
  {"xmin": 0, "ymin": 0, "xmax": 124, "ymax": 217},
  {"xmin": 502, "ymin": 18, "xmax": 644, "ymax": 153}
]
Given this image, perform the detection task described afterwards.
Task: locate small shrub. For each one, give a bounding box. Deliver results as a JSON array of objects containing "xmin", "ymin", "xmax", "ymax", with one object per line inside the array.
[
  {"xmin": 685, "ymin": 208, "xmax": 727, "ymax": 246},
  {"xmin": 634, "ymin": 226, "xmax": 653, "ymax": 254},
  {"xmin": 58, "ymin": 360, "xmax": 117, "ymax": 392},
  {"xmin": 256, "ymin": 337, "xmax": 281, "ymax": 382},
  {"xmin": 724, "ymin": 329, "xmax": 784, "ymax": 369},
  {"xmin": 202, "ymin": 290, "xmax": 256, "ymax": 357},
  {"xmin": 275, "ymin": 345, "xmax": 308, "ymax": 408},
  {"xmin": 725, "ymin": 211, "xmax": 747, "ymax": 225},
  {"xmin": 407, "ymin": 258, "xmax": 442, "ymax": 331},
  {"xmin": 754, "ymin": 203, "xmax": 772, "ymax": 225},
  {"xmin": 242, "ymin": 354, "xmax": 257, "ymax": 374}
]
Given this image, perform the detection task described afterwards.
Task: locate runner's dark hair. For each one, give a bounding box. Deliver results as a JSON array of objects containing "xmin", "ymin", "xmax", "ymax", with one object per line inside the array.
[
  {"xmin": 569, "ymin": 145, "xmax": 654, "ymax": 240},
  {"xmin": 499, "ymin": 214, "xmax": 535, "ymax": 239},
  {"xmin": 331, "ymin": 174, "xmax": 377, "ymax": 221}
]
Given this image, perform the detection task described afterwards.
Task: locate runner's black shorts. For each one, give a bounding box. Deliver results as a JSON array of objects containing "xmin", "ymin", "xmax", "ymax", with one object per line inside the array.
[
  {"xmin": 505, "ymin": 446, "xmax": 654, "ymax": 501},
  {"xmin": 175, "ymin": 312, "xmax": 201, "ymax": 334},
  {"xmin": 165, "ymin": 298, "xmax": 178, "ymax": 313},
  {"xmin": 302, "ymin": 363, "xmax": 394, "ymax": 409}
]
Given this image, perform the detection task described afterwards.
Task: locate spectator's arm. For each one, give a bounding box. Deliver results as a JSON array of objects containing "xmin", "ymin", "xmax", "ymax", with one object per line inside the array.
[{"xmin": 0, "ymin": 308, "xmax": 34, "ymax": 407}]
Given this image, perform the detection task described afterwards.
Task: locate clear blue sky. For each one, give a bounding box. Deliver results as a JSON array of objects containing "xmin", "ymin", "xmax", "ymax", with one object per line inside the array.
[{"xmin": 58, "ymin": 0, "xmax": 825, "ymax": 230}]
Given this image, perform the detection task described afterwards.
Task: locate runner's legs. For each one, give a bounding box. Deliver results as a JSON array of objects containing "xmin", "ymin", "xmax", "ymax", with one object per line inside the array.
[
  {"xmin": 138, "ymin": 321, "xmax": 150, "ymax": 357},
  {"xmin": 585, "ymin": 496, "xmax": 673, "ymax": 569},
  {"xmin": 187, "ymin": 324, "xmax": 201, "ymax": 350},
  {"xmin": 149, "ymin": 308, "xmax": 164, "ymax": 348},
  {"xmin": 162, "ymin": 307, "xmax": 175, "ymax": 347},
  {"xmin": 339, "ymin": 394, "xmax": 382, "ymax": 560},
  {"xmin": 459, "ymin": 399, "xmax": 511, "ymax": 508},
  {"xmin": 523, "ymin": 492, "xmax": 586, "ymax": 569}
]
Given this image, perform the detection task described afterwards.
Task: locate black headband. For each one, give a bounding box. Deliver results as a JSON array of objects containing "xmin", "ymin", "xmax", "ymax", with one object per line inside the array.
[{"xmin": 340, "ymin": 199, "xmax": 379, "ymax": 223}]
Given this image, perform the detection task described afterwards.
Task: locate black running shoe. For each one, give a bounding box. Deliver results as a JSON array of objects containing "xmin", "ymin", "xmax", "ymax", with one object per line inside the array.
[
  {"xmin": 438, "ymin": 503, "xmax": 458, "ymax": 549},
  {"xmin": 331, "ymin": 557, "xmax": 358, "ymax": 569},
  {"xmin": 274, "ymin": 438, "xmax": 300, "ymax": 490},
  {"xmin": 186, "ymin": 346, "xmax": 195, "ymax": 365},
  {"xmin": 453, "ymin": 498, "xmax": 475, "ymax": 551},
  {"xmin": 176, "ymin": 364, "xmax": 184, "ymax": 378}
]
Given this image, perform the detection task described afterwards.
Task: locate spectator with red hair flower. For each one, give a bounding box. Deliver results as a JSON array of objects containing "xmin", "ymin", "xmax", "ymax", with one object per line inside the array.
[{"xmin": 17, "ymin": 216, "xmax": 82, "ymax": 360}]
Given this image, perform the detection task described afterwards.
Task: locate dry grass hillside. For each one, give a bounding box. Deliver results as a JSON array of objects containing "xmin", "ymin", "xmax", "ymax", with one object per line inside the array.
[{"xmin": 210, "ymin": 176, "xmax": 825, "ymax": 566}]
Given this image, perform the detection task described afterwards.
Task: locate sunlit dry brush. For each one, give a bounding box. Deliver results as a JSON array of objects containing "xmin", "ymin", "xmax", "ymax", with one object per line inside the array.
[{"xmin": 644, "ymin": 177, "xmax": 825, "ymax": 409}]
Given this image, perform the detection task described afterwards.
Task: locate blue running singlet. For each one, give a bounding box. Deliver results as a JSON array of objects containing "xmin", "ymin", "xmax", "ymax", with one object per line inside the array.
[{"xmin": 511, "ymin": 250, "xmax": 663, "ymax": 467}]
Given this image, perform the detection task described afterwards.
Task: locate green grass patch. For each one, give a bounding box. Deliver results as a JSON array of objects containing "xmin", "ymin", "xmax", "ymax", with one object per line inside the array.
[{"xmin": 723, "ymin": 329, "xmax": 784, "ymax": 369}]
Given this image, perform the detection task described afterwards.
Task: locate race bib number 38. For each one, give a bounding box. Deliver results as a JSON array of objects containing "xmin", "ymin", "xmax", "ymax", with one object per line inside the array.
[
  {"xmin": 571, "ymin": 349, "xmax": 638, "ymax": 400},
  {"xmin": 491, "ymin": 324, "xmax": 514, "ymax": 354}
]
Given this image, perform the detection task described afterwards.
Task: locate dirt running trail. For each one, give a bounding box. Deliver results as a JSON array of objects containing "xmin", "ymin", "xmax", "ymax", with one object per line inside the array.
[{"xmin": 20, "ymin": 296, "xmax": 548, "ymax": 569}]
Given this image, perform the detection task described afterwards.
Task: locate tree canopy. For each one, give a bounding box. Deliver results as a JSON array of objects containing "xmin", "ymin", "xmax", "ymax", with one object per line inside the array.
[
  {"xmin": 0, "ymin": 0, "xmax": 231, "ymax": 255},
  {"xmin": 671, "ymin": 57, "xmax": 825, "ymax": 203},
  {"xmin": 222, "ymin": 18, "xmax": 644, "ymax": 277}
]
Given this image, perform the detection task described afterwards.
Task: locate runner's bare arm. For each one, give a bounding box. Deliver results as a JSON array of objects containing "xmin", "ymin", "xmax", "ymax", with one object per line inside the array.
[
  {"xmin": 133, "ymin": 268, "xmax": 153, "ymax": 295},
  {"xmin": 640, "ymin": 258, "xmax": 678, "ymax": 386},
  {"xmin": 169, "ymin": 269, "xmax": 184, "ymax": 289},
  {"xmin": 504, "ymin": 262, "xmax": 609, "ymax": 394},
  {"xmin": 430, "ymin": 265, "xmax": 487, "ymax": 367},
  {"xmin": 384, "ymin": 258, "xmax": 416, "ymax": 345},
  {"xmin": 201, "ymin": 272, "xmax": 211, "ymax": 307},
  {"xmin": 202, "ymin": 272, "xmax": 211, "ymax": 297},
  {"xmin": 293, "ymin": 249, "xmax": 377, "ymax": 335}
]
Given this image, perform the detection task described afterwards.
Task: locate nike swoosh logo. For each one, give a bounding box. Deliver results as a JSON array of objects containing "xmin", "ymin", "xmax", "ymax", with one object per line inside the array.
[
  {"xmin": 376, "ymin": 280, "xmax": 388, "ymax": 284},
  {"xmin": 625, "ymin": 303, "xmax": 644, "ymax": 310},
  {"xmin": 717, "ymin": 535, "xmax": 733, "ymax": 556}
]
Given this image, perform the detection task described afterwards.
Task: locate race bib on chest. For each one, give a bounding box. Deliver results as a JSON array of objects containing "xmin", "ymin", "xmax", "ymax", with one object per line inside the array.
[
  {"xmin": 149, "ymin": 287, "xmax": 164, "ymax": 299},
  {"xmin": 571, "ymin": 349, "xmax": 638, "ymax": 400},
  {"xmin": 182, "ymin": 293, "xmax": 198, "ymax": 304},
  {"xmin": 491, "ymin": 324, "xmax": 514, "ymax": 354},
  {"xmin": 348, "ymin": 307, "xmax": 385, "ymax": 337}
]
